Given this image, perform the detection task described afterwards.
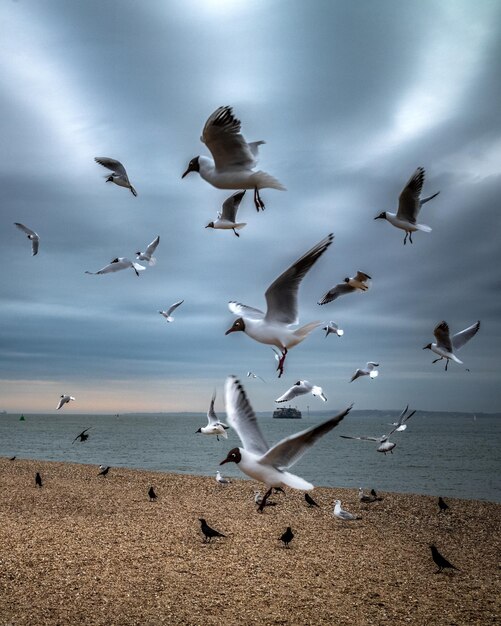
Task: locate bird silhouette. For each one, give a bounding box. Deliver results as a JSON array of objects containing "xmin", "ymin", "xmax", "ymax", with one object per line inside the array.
[
  {"xmin": 279, "ymin": 526, "xmax": 294, "ymax": 548},
  {"xmin": 438, "ymin": 497, "xmax": 449, "ymax": 513},
  {"xmin": 35, "ymin": 472, "xmax": 42, "ymax": 488},
  {"xmin": 98, "ymin": 466, "xmax": 110, "ymax": 477},
  {"xmin": 72, "ymin": 428, "xmax": 91, "ymax": 444},
  {"xmin": 370, "ymin": 488, "xmax": 383, "ymax": 500},
  {"xmin": 305, "ymin": 493, "xmax": 320, "ymax": 508},
  {"xmin": 199, "ymin": 518, "xmax": 226, "ymax": 543},
  {"xmin": 9, "ymin": 456, "xmax": 16, "ymax": 461},
  {"xmin": 148, "ymin": 486, "xmax": 157, "ymax": 501},
  {"xmin": 430, "ymin": 545, "xmax": 458, "ymax": 573}
]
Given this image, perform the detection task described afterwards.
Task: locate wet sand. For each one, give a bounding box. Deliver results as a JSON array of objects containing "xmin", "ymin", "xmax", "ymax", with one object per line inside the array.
[{"xmin": 0, "ymin": 458, "xmax": 499, "ymax": 625}]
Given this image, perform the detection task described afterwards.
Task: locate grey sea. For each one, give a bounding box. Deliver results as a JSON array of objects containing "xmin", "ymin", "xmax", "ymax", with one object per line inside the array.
[{"xmin": 1, "ymin": 410, "xmax": 500, "ymax": 502}]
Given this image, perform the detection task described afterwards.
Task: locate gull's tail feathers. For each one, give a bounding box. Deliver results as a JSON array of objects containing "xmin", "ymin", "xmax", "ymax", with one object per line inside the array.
[
  {"xmin": 254, "ymin": 171, "xmax": 287, "ymax": 191},
  {"xmin": 293, "ymin": 321, "xmax": 323, "ymax": 340},
  {"xmin": 415, "ymin": 223, "xmax": 432, "ymax": 233},
  {"xmin": 280, "ymin": 471, "xmax": 314, "ymax": 491}
]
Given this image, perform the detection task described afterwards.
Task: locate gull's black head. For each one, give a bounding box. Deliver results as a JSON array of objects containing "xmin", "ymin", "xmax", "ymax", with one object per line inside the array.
[
  {"xmin": 111, "ymin": 258, "xmax": 119, "ymax": 263},
  {"xmin": 182, "ymin": 156, "xmax": 200, "ymax": 178},
  {"xmin": 195, "ymin": 427, "xmax": 202, "ymax": 434},
  {"xmin": 343, "ymin": 277, "xmax": 350, "ymax": 283},
  {"xmin": 294, "ymin": 381, "xmax": 301, "ymax": 386},
  {"xmin": 423, "ymin": 343, "xmax": 432, "ymax": 350},
  {"xmin": 220, "ymin": 447, "xmax": 241, "ymax": 465},
  {"xmin": 106, "ymin": 175, "xmax": 114, "ymax": 183},
  {"xmin": 205, "ymin": 221, "xmax": 215, "ymax": 229},
  {"xmin": 374, "ymin": 211, "xmax": 387, "ymax": 221},
  {"xmin": 225, "ymin": 318, "xmax": 245, "ymax": 335}
]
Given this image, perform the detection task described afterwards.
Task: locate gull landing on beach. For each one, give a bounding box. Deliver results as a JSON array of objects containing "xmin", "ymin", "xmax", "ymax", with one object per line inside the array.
[
  {"xmin": 182, "ymin": 106, "xmax": 285, "ymax": 211},
  {"xmin": 374, "ymin": 167, "xmax": 439, "ymax": 244},
  {"xmin": 206, "ymin": 190, "xmax": 247, "ymax": 236},
  {"xmin": 220, "ymin": 376, "xmax": 352, "ymax": 512},
  {"xmin": 423, "ymin": 320, "xmax": 480, "ymax": 371},
  {"xmin": 95, "ymin": 157, "xmax": 137, "ymax": 196},
  {"xmin": 225, "ymin": 233, "xmax": 334, "ymax": 377},
  {"xmin": 14, "ymin": 223, "xmax": 40, "ymax": 256}
]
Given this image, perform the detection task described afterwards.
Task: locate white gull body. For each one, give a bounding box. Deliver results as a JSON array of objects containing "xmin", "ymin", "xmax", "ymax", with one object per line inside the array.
[
  {"xmin": 197, "ymin": 391, "xmax": 228, "ymax": 440},
  {"xmin": 85, "ymin": 257, "xmax": 145, "ymax": 277},
  {"xmin": 423, "ymin": 320, "xmax": 480, "ymax": 371},
  {"xmin": 95, "ymin": 157, "xmax": 137, "ymax": 196},
  {"xmin": 275, "ymin": 380, "xmax": 327, "ymax": 403},
  {"xmin": 136, "ymin": 236, "xmax": 160, "ymax": 265},
  {"xmin": 206, "ymin": 190, "xmax": 247, "ymax": 236},
  {"xmin": 159, "ymin": 300, "xmax": 184, "ymax": 323},
  {"xmin": 56, "ymin": 395, "xmax": 75, "ymax": 410},
  {"xmin": 333, "ymin": 499, "xmax": 359, "ymax": 521}
]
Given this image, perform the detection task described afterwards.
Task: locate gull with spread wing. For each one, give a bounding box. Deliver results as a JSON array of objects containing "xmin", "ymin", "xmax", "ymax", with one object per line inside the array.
[
  {"xmin": 94, "ymin": 157, "xmax": 137, "ymax": 196},
  {"xmin": 182, "ymin": 106, "xmax": 285, "ymax": 211},
  {"xmin": 85, "ymin": 258, "xmax": 145, "ymax": 277},
  {"xmin": 318, "ymin": 271, "xmax": 371, "ymax": 305},
  {"xmin": 206, "ymin": 190, "xmax": 247, "ymax": 236},
  {"xmin": 374, "ymin": 167, "xmax": 439, "ymax": 244},
  {"xmin": 57, "ymin": 395, "xmax": 75, "ymax": 410},
  {"xmin": 350, "ymin": 362, "xmax": 379, "ymax": 382},
  {"xmin": 323, "ymin": 321, "xmax": 344, "ymax": 337},
  {"xmin": 386, "ymin": 405, "xmax": 416, "ymax": 431},
  {"xmin": 196, "ymin": 391, "xmax": 229, "ymax": 441},
  {"xmin": 423, "ymin": 320, "xmax": 480, "ymax": 371},
  {"xmin": 225, "ymin": 233, "xmax": 334, "ymax": 377},
  {"xmin": 159, "ymin": 300, "xmax": 184, "ymax": 323},
  {"xmin": 220, "ymin": 376, "xmax": 352, "ymax": 511},
  {"xmin": 339, "ymin": 409, "xmax": 412, "ymax": 454},
  {"xmin": 275, "ymin": 380, "xmax": 327, "ymax": 403},
  {"xmin": 14, "ymin": 223, "xmax": 40, "ymax": 256},
  {"xmin": 136, "ymin": 236, "xmax": 160, "ymax": 266}
]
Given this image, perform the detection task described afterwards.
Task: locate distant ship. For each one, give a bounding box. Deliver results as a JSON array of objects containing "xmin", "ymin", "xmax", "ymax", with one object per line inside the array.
[{"xmin": 272, "ymin": 406, "xmax": 302, "ymax": 419}]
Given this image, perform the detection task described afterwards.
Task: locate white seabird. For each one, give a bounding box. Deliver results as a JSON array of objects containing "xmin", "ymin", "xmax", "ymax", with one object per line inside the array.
[
  {"xmin": 374, "ymin": 166, "xmax": 439, "ymax": 244},
  {"xmin": 275, "ymin": 380, "xmax": 327, "ymax": 403},
  {"xmin": 318, "ymin": 271, "xmax": 371, "ymax": 305},
  {"xmin": 196, "ymin": 391, "xmax": 229, "ymax": 441},
  {"xmin": 14, "ymin": 223, "xmax": 40, "ymax": 256},
  {"xmin": 386, "ymin": 405, "xmax": 416, "ymax": 431},
  {"xmin": 159, "ymin": 300, "xmax": 184, "ymax": 323},
  {"xmin": 340, "ymin": 425, "xmax": 400, "ymax": 455},
  {"xmin": 136, "ymin": 236, "xmax": 160, "ymax": 266},
  {"xmin": 85, "ymin": 257, "xmax": 146, "ymax": 277},
  {"xmin": 333, "ymin": 499, "xmax": 360, "ymax": 521},
  {"xmin": 423, "ymin": 320, "xmax": 480, "ymax": 371},
  {"xmin": 246, "ymin": 371, "xmax": 266, "ymax": 382},
  {"xmin": 56, "ymin": 395, "xmax": 75, "ymax": 410},
  {"xmin": 215, "ymin": 470, "xmax": 231, "ymax": 485},
  {"xmin": 206, "ymin": 190, "xmax": 247, "ymax": 237},
  {"xmin": 350, "ymin": 362, "xmax": 379, "ymax": 382},
  {"xmin": 94, "ymin": 157, "xmax": 137, "ymax": 196},
  {"xmin": 225, "ymin": 233, "xmax": 334, "ymax": 377},
  {"xmin": 220, "ymin": 376, "xmax": 352, "ymax": 510},
  {"xmin": 182, "ymin": 106, "xmax": 286, "ymax": 211},
  {"xmin": 323, "ymin": 321, "xmax": 344, "ymax": 338}
]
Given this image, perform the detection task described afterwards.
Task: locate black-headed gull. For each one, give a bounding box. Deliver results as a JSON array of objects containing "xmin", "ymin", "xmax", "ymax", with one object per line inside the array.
[
  {"xmin": 56, "ymin": 395, "xmax": 75, "ymax": 410},
  {"xmin": 333, "ymin": 499, "xmax": 360, "ymax": 521},
  {"xmin": 159, "ymin": 300, "xmax": 184, "ymax": 323},
  {"xmin": 374, "ymin": 167, "xmax": 439, "ymax": 244},
  {"xmin": 72, "ymin": 428, "xmax": 91, "ymax": 444},
  {"xmin": 340, "ymin": 425, "xmax": 399, "ymax": 455},
  {"xmin": 225, "ymin": 233, "xmax": 334, "ymax": 377},
  {"xmin": 350, "ymin": 362, "xmax": 379, "ymax": 382},
  {"xmin": 423, "ymin": 320, "xmax": 480, "ymax": 371},
  {"xmin": 196, "ymin": 391, "xmax": 228, "ymax": 440},
  {"xmin": 182, "ymin": 106, "xmax": 285, "ymax": 211},
  {"xmin": 206, "ymin": 190, "xmax": 247, "ymax": 237},
  {"xmin": 85, "ymin": 258, "xmax": 146, "ymax": 277},
  {"xmin": 386, "ymin": 405, "xmax": 416, "ymax": 431},
  {"xmin": 136, "ymin": 236, "xmax": 160, "ymax": 266},
  {"xmin": 94, "ymin": 157, "xmax": 137, "ymax": 196},
  {"xmin": 275, "ymin": 380, "xmax": 327, "ymax": 403},
  {"xmin": 318, "ymin": 271, "xmax": 371, "ymax": 305},
  {"xmin": 14, "ymin": 223, "xmax": 40, "ymax": 256},
  {"xmin": 220, "ymin": 376, "xmax": 352, "ymax": 511},
  {"xmin": 323, "ymin": 321, "xmax": 344, "ymax": 337},
  {"xmin": 246, "ymin": 371, "xmax": 266, "ymax": 382}
]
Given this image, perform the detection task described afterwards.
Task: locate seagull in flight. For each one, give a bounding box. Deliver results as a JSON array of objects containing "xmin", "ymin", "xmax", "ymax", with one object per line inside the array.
[
  {"xmin": 159, "ymin": 300, "xmax": 184, "ymax": 323},
  {"xmin": 182, "ymin": 106, "xmax": 285, "ymax": 211},
  {"xmin": 247, "ymin": 371, "xmax": 266, "ymax": 382},
  {"xmin": 72, "ymin": 428, "xmax": 91, "ymax": 444},
  {"xmin": 323, "ymin": 321, "xmax": 344, "ymax": 338},
  {"xmin": 386, "ymin": 405, "xmax": 416, "ymax": 431},
  {"xmin": 225, "ymin": 233, "xmax": 334, "ymax": 377},
  {"xmin": 318, "ymin": 271, "xmax": 371, "ymax": 305},
  {"xmin": 95, "ymin": 157, "xmax": 137, "ymax": 196},
  {"xmin": 275, "ymin": 380, "xmax": 327, "ymax": 403},
  {"xmin": 196, "ymin": 391, "xmax": 229, "ymax": 441},
  {"xmin": 14, "ymin": 223, "xmax": 40, "ymax": 256},
  {"xmin": 374, "ymin": 167, "xmax": 439, "ymax": 244},
  {"xmin": 340, "ymin": 425, "xmax": 399, "ymax": 455},
  {"xmin": 56, "ymin": 395, "xmax": 75, "ymax": 410},
  {"xmin": 136, "ymin": 236, "xmax": 160, "ymax": 266},
  {"xmin": 206, "ymin": 190, "xmax": 247, "ymax": 237},
  {"xmin": 85, "ymin": 257, "xmax": 146, "ymax": 277},
  {"xmin": 423, "ymin": 320, "xmax": 480, "ymax": 371},
  {"xmin": 220, "ymin": 376, "xmax": 352, "ymax": 511},
  {"xmin": 350, "ymin": 362, "xmax": 379, "ymax": 382}
]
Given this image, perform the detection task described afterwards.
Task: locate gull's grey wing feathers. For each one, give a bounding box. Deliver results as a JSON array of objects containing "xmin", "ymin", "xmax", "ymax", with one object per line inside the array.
[
  {"xmin": 261, "ymin": 404, "xmax": 353, "ymax": 469},
  {"xmin": 275, "ymin": 382, "xmax": 310, "ymax": 403},
  {"xmin": 340, "ymin": 434, "xmax": 379, "ymax": 442},
  {"xmin": 397, "ymin": 167, "xmax": 425, "ymax": 223},
  {"xmin": 228, "ymin": 301, "xmax": 265, "ymax": 321},
  {"xmin": 94, "ymin": 157, "xmax": 128, "ymax": 178},
  {"xmin": 433, "ymin": 321, "xmax": 453, "ymax": 352},
  {"xmin": 31, "ymin": 238, "xmax": 39, "ymax": 255},
  {"xmin": 224, "ymin": 376, "xmax": 269, "ymax": 456},
  {"xmin": 355, "ymin": 271, "xmax": 371, "ymax": 282},
  {"xmin": 318, "ymin": 281, "xmax": 354, "ymax": 305},
  {"xmin": 221, "ymin": 190, "xmax": 246, "ymax": 222},
  {"xmin": 166, "ymin": 300, "xmax": 184, "ymax": 316},
  {"xmin": 265, "ymin": 233, "xmax": 334, "ymax": 324},
  {"xmin": 395, "ymin": 405, "xmax": 409, "ymax": 426},
  {"xmin": 14, "ymin": 222, "xmax": 37, "ymax": 237},
  {"xmin": 207, "ymin": 390, "xmax": 218, "ymax": 425},
  {"xmin": 144, "ymin": 236, "xmax": 160, "ymax": 257},
  {"xmin": 201, "ymin": 106, "xmax": 256, "ymax": 171},
  {"xmin": 452, "ymin": 321, "xmax": 480, "ymax": 351}
]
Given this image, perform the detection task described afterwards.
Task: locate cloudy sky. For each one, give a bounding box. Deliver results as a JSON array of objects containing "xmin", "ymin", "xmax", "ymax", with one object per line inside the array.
[{"xmin": 1, "ymin": 0, "xmax": 500, "ymax": 414}]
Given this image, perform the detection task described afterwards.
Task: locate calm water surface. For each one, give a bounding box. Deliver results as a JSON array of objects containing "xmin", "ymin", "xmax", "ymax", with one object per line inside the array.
[{"xmin": 0, "ymin": 411, "xmax": 499, "ymax": 502}]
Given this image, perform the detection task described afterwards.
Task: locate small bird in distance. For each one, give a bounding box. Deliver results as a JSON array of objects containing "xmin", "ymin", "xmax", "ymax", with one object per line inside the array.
[
  {"xmin": 159, "ymin": 300, "xmax": 184, "ymax": 323},
  {"xmin": 323, "ymin": 321, "xmax": 344, "ymax": 337},
  {"xmin": 206, "ymin": 190, "xmax": 247, "ymax": 236},
  {"xmin": 136, "ymin": 236, "xmax": 160, "ymax": 266},
  {"xmin": 35, "ymin": 472, "xmax": 43, "ymax": 488},
  {"xmin": 57, "ymin": 395, "xmax": 75, "ymax": 410},
  {"xmin": 95, "ymin": 157, "xmax": 137, "ymax": 196},
  {"xmin": 318, "ymin": 271, "xmax": 371, "ymax": 305},
  {"xmin": 279, "ymin": 526, "xmax": 294, "ymax": 548},
  {"xmin": 72, "ymin": 428, "xmax": 91, "ymax": 444},
  {"xmin": 86, "ymin": 257, "xmax": 146, "ymax": 277},
  {"xmin": 350, "ymin": 362, "xmax": 379, "ymax": 382},
  {"xmin": 275, "ymin": 380, "xmax": 327, "ymax": 403},
  {"xmin": 14, "ymin": 223, "xmax": 40, "ymax": 256}
]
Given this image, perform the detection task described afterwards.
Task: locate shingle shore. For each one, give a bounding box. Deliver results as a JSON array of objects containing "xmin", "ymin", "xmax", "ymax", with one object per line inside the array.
[{"xmin": 0, "ymin": 458, "xmax": 499, "ymax": 625}]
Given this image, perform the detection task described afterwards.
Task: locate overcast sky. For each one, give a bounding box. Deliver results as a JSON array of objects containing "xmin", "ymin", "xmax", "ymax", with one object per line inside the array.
[{"xmin": 1, "ymin": 0, "xmax": 500, "ymax": 414}]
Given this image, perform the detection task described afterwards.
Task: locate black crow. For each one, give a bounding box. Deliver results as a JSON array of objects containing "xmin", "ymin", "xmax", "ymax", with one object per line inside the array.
[
  {"xmin": 438, "ymin": 497, "xmax": 449, "ymax": 513},
  {"xmin": 305, "ymin": 493, "xmax": 320, "ymax": 507},
  {"xmin": 35, "ymin": 472, "xmax": 42, "ymax": 488},
  {"xmin": 148, "ymin": 486, "xmax": 157, "ymax": 501},
  {"xmin": 199, "ymin": 518, "xmax": 226, "ymax": 543},
  {"xmin": 279, "ymin": 526, "xmax": 294, "ymax": 548},
  {"xmin": 430, "ymin": 545, "xmax": 458, "ymax": 573}
]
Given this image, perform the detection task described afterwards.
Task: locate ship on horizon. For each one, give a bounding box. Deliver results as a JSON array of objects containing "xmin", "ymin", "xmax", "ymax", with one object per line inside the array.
[{"xmin": 272, "ymin": 406, "xmax": 302, "ymax": 419}]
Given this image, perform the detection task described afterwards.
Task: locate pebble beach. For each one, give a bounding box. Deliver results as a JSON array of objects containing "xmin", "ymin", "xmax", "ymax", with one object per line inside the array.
[{"xmin": 0, "ymin": 458, "xmax": 499, "ymax": 625}]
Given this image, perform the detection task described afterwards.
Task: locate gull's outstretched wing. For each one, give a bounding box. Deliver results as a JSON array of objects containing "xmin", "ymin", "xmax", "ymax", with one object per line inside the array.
[
  {"xmin": 397, "ymin": 167, "xmax": 425, "ymax": 223},
  {"xmin": 318, "ymin": 282, "xmax": 354, "ymax": 305},
  {"xmin": 275, "ymin": 381, "xmax": 310, "ymax": 403},
  {"xmin": 95, "ymin": 157, "xmax": 128, "ymax": 178},
  {"xmin": 433, "ymin": 321, "xmax": 453, "ymax": 352},
  {"xmin": 144, "ymin": 236, "xmax": 160, "ymax": 257},
  {"xmin": 228, "ymin": 301, "xmax": 265, "ymax": 321},
  {"xmin": 340, "ymin": 434, "xmax": 379, "ymax": 442},
  {"xmin": 224, "ymin": 376, "xmax": 269, "ymax": 456},
  {"xmin": 166, "ymin": 300, "xmax": 184, "ymax": 317},
  {"xmin": 221, "ymin": 190, "xmax": 246, "ymax": 222},
  {"xmin": 207, "ymin": 390, "xmax": 218, "ymax": 426},
  {"xmin": 452, "ymin": 321, "xmax": 480, "ymax": 351}
]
